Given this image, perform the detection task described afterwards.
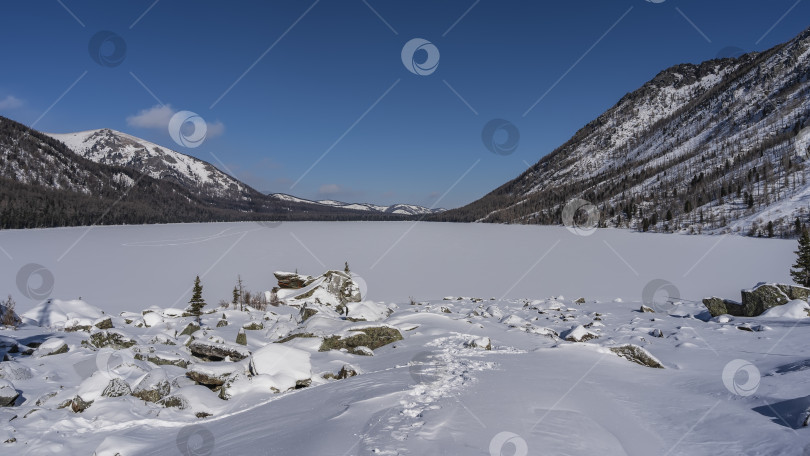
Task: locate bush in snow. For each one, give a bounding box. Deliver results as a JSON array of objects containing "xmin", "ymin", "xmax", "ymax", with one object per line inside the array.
[{"xmin": 0, "ymin": 295, "xmax": 21, "ymax": 328}]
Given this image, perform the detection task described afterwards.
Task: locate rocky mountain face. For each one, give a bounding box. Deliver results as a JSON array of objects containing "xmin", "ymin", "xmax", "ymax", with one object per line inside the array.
[{"xmin": 435, "ymin": 26, "xmax": 810, "ymax": 238}]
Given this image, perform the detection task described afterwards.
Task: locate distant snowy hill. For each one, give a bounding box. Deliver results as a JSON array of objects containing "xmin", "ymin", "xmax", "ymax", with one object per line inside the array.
[
  {"xmin": 270, "ymin": 193, "xmax": 445, "ymax": 216},
  {"xmin": 46, "ymin": 128, "xmax": 438, "ymax": 219},
  {"xmin": 47, "ymin": 129, "xmax": 250, "ymax": 202},
  {"xmin": 0, "ymin": 118, "xmax": 411, "ymax": 228},
  {"xmin": 437, "ymin": 25, "xmax": 810, "ymax": 238}
]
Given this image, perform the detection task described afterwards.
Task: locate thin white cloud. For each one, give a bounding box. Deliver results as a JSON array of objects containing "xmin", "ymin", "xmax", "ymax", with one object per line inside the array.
[
  {"xmin": 318, "ymin": 184, "xmax": 343, "ymax": 196},
  {"xmin": 0, "ymin": 95, "xmax": 23, "ymax": 110},
  {"xmin": 126, "ymin": 104, "xmax": 174, "ymax": 128},
  {"xmin": 126, "ymin": 104, "xmax": 224, "ymax": 138}
]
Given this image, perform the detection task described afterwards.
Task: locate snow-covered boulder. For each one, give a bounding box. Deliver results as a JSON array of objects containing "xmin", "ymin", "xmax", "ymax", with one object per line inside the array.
[
  {"xmin": 189, "ymin": 339, "xmax": 250, "ymax": 361},
  {"xmin": 142, "ymin": 312, "xmax": 163, "ymax": 328},
  {"xmin": 187, "ymin": 362, "xmax": 247, "ymax": 387},
  {"xmin": 562, "ymin": 325, "xmax": 598, "ymax": 342},
  {"xmin": 346, "ymin": 301, "xmax": 391, "ymax": 322},
  {"xmin": 465, "ymin": 337, "xmax": 492, "ymax": 350},
  {"xmin": 0, "ymin": 362, "xmax": 33, "ymax": 381},
  {"xmin": 64, "ymin": 318, "xmax": 94, "ymax": 332},
  {"xmin": 87, "ymin": 330, "xmax": 136, "ymax": 349},
  {"xmin": 249, "ymin": 344, "xmax": 312, "ymax": 391},
  {"xmin": 21, "ymin": 299, "xmax": 104, "ymax": 327},
  {"xmin": 0, "ymin": 379, "xmax": 19, "ymax": 406},
  {"xmin": 34, "ymin": 338, "xmax": 68, "ymax": 357},
  {"xmin": 131, "ymin": 369, "xmax": 170, "ymax": 402}
]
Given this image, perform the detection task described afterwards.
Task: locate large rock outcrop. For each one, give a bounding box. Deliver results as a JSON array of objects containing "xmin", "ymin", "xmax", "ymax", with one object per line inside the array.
[
  {"xmin": 275, "ymin": 269, "xmax": 362, "ymax": 306},
  {"xmin": 703, "ymin": 283, "xmax": 810, "ymax": 317},
  {"xmin": 274, "ymin": 271, "xmax": 314, "ymax": 289}
]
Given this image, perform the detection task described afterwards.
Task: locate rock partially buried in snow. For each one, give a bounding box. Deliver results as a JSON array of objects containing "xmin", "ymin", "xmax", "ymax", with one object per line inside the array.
[
  {"xmin": 0, "ymin": 379, "xmax": 19, "ymax": 406},
  {"xmin": 562, "ymin": 325, "xmax": 598, "ymax": 342},
  {"xmin": 702, "ymin": 297, "xmax": 745, "ymax": 317},
  {"xmin": 34, "ymin": 338, "xmax": 68, "ymax": 357},
  {"xmin": 345, "ymin": 301, "xmax": 391, "ymax": 322},
  {"xmin": 86, "ymin": 330, "xmax": 136, "ymax": 349},
  {"xmin": 93, "ymin": 316, "xmax": 113, "ymax": 329},
  {"xmin": 187, "ymin": 362, "xmax": 246, "ymax": 387},
  {"xmin": 249, "ymin": 344, "xmax": 312, "ymax": 392},
  {"xmin": 189, "ymin": 339, "xmax": 250, "ymax": 362},
  {"xmin": 640, "ymin": 305, "xmax": 655, "ymax": 313},
  {"xmin": 131, "ymin": 369, "xmax": 170, "ymax": 402},
  {"xmin": 465, "ymin": 337, "xmax": 492, "ymax": 350},
  {"xmin": 319, "ymin": 326, "xmax": 403, "ymax": 355},
  {"xmin": 609, "ymin": 344, "xmax": 664, "ymax": 369}
]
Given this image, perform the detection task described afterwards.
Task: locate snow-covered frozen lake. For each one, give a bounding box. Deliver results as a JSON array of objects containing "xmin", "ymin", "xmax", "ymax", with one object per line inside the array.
[
  {"xmin": 0, "ymin": 221, "xmax": 796, "ymax": 314},
  {"xmin": 2, "ymin": 222, "xmax": 809, "ymax": 456}
]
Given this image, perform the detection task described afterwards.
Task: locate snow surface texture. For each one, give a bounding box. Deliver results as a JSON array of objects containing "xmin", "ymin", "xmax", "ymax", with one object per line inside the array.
[{"xmin": 1, "ymin": 222, "xmax": 809, "ymax": 455}]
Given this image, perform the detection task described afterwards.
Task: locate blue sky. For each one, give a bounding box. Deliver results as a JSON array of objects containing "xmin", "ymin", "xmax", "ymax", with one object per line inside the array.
[{"xmin": 1, "ymin": 0, "xmax": 809, "ymax": 208}]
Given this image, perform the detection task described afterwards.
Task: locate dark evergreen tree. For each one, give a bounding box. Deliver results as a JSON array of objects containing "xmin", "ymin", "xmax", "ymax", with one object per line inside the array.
[
  {"xmin": 790, "ymin": 230, "xmax": 810, "ymax": 287},
  {"xmin": 188, "ymin": 275, "xmax": 206, "ymax": 319}
]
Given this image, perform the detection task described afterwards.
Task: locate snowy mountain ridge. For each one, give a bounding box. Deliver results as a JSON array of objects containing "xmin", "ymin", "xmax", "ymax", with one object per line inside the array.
[
  {"xmin": 47, "ymin": 129, "xmax": 250, "ymax": 202},
  {"xmin": 438, "ymin": 25, "xmax": 810, "ymax": 238},
  {"xmin": 46, "ymin": 129, "xmax": 441, "ymax": 217},
  {"xmin": 270, "ymin": 193, "xmax": 444, "ymax": 216}
]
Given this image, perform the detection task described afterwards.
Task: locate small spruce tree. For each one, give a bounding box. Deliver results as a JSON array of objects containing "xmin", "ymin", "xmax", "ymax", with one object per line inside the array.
[
  {"xmin": 344, "ymin": 261, "xmax": 350, "ymax": 274},
  {"xmin": 188, "ymin": 275, "xmax": 206, "ymax": 321},
  {"xmin": 232, "ymin": 285, "xmax": 239, "ymax": 309},
  {"xmin": 790, "ymin": 230, "xmax": 810, "ymax": 287}
]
